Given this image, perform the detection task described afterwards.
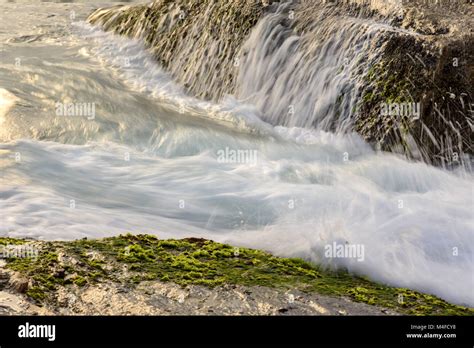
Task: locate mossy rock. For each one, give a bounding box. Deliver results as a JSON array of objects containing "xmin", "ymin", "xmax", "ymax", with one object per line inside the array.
[
  {"xmin": 357, "ymin": 33, "xmax": 473, "ymax": 166},
  {"xmin": 2, "ymin": 234, "xmax": 472, "ymax": 316}
]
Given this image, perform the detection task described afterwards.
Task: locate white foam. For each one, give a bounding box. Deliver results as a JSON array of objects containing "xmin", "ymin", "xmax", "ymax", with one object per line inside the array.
[
  {"xmin": 1, "ymin": 135, "xmax": 473, "ymax": 306},
  {"xmin": 0, "ymin": 89, "xmax": 18, "ymax": 125},
  {"xmin": 73, "ymin": 22, "xmax": 274, "ymax": 136}
]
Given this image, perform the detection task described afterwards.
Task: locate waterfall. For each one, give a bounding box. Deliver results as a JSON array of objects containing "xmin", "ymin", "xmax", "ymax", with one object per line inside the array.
[
  {"xmin": 88, "ymin": 0, "xmax": 267, "ymax": 101},
  {"xmin": 88, "ymin": 0, "xmax": 402, "ymax": 132},
  {"xmin": 235, "ymin": 1, "xmax": 390, "ymax": 130},
  {"xmin": 88, "ymin": 0, "xmax": 472, "ymax": 166}
]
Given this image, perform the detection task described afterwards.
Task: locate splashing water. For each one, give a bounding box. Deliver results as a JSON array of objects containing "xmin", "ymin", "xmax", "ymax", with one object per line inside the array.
[
  {"xmin": 0, "ymin": 1, "xmax": 473, "ymax": 307},
  {"xmin": 236, "ymin": 1, "xmax": 381, "ymax": 129}
]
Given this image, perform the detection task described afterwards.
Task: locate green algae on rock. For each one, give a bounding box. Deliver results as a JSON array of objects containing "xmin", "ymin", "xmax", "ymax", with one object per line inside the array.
[
  {"xmin": 357, "ymin": 29, "xmax": 473, "ymax": 166},
  {"xmin": 0, "ymin": 235, "xmax": 472, "ymax": 316}
]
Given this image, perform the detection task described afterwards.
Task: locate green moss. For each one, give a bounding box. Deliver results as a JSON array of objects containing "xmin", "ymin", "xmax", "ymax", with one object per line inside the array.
[
  {"xmin": 0, "ymin": 237, "xmax": 26, "ymax": 246},
  {"xmin": 32, "ymin": 274, "xmax": 60, "ymax": 290},
  {"xmin": 357, "ymin": 58, "xmax": 419, "ymax": 158},
  {"xmin": 363, "ymin": 92, "xmax": 375, "ymax": 103},
  {"xmin": 361, "ymin": 62, "xmax": 412, "ymax": 108},
  {"xmin": 3, "ymin": 234, "xmax": 473, "ymax": 315},
  {"xmin": 5, "ymin": 257, "xmax": 34, "ymax": 272},
  {"xmin": 348, "ymin": 287, "xmax": 376, "ymax": 305},
  {"xmin": 159, "ymin": 240, "xmax": 188, "ymax": 250},
  {"xmin": 26, "ymin": 286, "xmax": 46, "ymax": 302},
  {"xmin": 73, "ymin": 276, "xmax": 87, "ymax": 287},
  {"xmin": 119, "ymin": 244, "xmax": 156, "ymax": 262}
]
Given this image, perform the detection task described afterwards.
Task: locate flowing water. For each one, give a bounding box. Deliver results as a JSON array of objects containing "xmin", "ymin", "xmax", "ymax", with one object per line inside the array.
[{"xmin": 0, "ymin": 1, "xmax": 473, "ymax": 306}]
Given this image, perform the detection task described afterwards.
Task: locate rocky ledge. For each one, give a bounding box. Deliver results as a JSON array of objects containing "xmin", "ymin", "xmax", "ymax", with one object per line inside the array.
[
  {"xmin": 357, "ymin": 0, "xmax": 473, "ymax": 166},
  {"xmin": 88, "ymin": 0, "xmax": 473, "ymax": 166},
  {"xmin": 0, "ymin": 235, "xmax": 471, "ymax": 316}
]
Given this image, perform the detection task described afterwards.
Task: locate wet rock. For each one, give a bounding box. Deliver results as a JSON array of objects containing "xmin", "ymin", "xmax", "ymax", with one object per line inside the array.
[
  {"xmin": 8, "ymin": 273, "xmax": 29, "ymax": 293},
  {"xmin": 0, "ymin": 271, "xmax": 10, "ymax": 289},
  {"xmin": 53, "ymin": 268, "xmax": 66, "ymax": 278}
]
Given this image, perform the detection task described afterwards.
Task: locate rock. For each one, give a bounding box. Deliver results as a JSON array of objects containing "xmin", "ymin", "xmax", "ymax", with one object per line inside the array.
[
  {"xmin": 8, "ymin": 273, "xmax": 29, "ymax": 293},
  {"xmin": 0, "ymin": 235, "xmax": 470, "ymax": 316},
  {"xmin": 53, "ymin": 268, "xmax": 66, "ymax": 278},
  {"xmin": 354, "ymin": 1, "xmax": 473, "ymax": 165},
  {"xmin": 0, "ymin": 271, "xmax": 10, "ymax": 289}
]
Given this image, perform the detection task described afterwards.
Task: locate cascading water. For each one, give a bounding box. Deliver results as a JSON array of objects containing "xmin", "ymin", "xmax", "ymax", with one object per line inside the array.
[
  {"xmin": 235, "ymin": 1, "xmax": 383, "ymax": 129},
  {"xmin": 0, "ymin": 1, "xmax": 473, "ymax": 308},
  {"xmin": 88, "ymin": 0, "xmax": 401, "ymax": 131}
]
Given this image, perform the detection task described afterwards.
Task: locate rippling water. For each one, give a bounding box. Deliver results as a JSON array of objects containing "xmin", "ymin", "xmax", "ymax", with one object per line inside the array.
[{"xmin": 0, "ymin": 1, "xmax": 473, "ymax": 306}]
